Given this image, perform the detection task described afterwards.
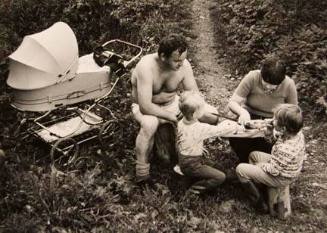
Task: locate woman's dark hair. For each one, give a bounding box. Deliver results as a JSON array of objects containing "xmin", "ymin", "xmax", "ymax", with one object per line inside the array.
[
  {"xmin": 261, "ymin": 56, "xmax": 286, "ymax": 85},
  {"xmin": 158, "ymin": 34, "xmax": 188, "ymax": 58}
]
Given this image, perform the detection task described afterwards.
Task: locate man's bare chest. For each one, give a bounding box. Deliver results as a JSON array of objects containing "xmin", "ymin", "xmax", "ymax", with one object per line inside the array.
[{"xmin": 153, "ymin": 72, "xmax": 183, "ymax": 93}]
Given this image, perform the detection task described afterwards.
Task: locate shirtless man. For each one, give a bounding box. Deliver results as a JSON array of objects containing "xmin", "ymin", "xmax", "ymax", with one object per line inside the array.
[{"xmin": 131, "ymin": 34, "xmax": 218, "ymax": 185}]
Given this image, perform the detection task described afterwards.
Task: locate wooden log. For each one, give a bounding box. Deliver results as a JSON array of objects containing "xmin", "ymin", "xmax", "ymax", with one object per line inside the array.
[
  {"xmin": 154, "ymin": 123, "xmax": 178, "ymax": 165},
  {"xmin": 268, "ymin": 185, "xmax": 291, "ymax": 220},
  {"xmin": 0, "ymin": 149, "xmax": 5, "ymax": 167}
]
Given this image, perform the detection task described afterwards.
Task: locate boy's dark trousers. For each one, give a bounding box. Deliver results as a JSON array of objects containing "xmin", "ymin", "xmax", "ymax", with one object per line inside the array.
[{"xmin": 179, "ymin": 154, "xmax": 225, "ymax": 192}]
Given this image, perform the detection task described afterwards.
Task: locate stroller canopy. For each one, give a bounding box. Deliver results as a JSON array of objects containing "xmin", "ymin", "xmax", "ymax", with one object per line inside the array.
[{"xmin": 7, "ymin": 22, "xmax": 79, "ymax": 90}]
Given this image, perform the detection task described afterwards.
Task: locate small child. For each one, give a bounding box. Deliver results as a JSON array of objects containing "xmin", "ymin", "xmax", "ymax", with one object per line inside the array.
[
  {"xmin": 236, "ymin": 103, "xmax": 305, "ymax": 211},
  {"xmin": 176, "ymin": 91, "xmax": 261, "ymax": 194}
]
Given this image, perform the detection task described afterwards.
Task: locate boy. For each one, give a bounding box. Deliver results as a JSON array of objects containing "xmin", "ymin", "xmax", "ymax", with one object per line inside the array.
[
  {"xmin": 236, "ymin": 104, "xmax": 305, "ymax": 211},
  {"xmin": 177, "ymin": 91, "xmax": 264, "ymax": 194}
]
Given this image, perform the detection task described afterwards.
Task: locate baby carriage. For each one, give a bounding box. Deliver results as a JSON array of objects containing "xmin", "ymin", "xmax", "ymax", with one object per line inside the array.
[{"xmin": 7, "ymin": 22, "xmax": 142, "ymax": 166}]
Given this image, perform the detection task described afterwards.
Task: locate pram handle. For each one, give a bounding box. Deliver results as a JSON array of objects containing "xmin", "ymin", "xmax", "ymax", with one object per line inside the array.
[{"xmin": 101, "ymin": 39, "xmax": 143, "ymax": 68}]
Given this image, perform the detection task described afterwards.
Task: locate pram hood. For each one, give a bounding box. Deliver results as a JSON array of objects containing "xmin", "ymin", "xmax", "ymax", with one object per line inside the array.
[{"xmin": 7, "ymin": 22, "xmax": 79, "ymax": 90}]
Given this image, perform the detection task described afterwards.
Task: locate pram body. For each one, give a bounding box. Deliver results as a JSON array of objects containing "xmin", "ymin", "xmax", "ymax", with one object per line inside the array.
[
  {"xmin": 7, "ymin": 22, "xmax": 112, "ymax": 112},
  {"xmin": 7, "ymin": 22, "xmax": 142, "ymax": 164}
]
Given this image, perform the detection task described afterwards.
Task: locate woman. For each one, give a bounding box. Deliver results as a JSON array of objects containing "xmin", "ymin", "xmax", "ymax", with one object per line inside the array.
[{"xmin": 228, "ymin": 56, "xmax": 298, "ymax": 163}]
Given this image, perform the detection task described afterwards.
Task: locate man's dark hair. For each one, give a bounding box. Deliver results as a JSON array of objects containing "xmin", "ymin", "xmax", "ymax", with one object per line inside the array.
[
  {"xmin": 261, "ymin": 56, "xmax": 286, "ymax": 85},
  {"xmin": 158, "ymin": 34, "xmax": 188, "ymax": 58}
]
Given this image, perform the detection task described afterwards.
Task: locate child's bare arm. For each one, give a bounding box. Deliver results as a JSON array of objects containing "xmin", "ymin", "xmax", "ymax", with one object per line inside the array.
[{"xmin": 198, "ymin": 119, "xmax": 266, "ymax": 140}]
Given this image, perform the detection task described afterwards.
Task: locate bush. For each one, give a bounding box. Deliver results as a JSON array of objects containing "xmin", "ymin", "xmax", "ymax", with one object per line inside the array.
[
  {"xmin": 0, "ymin": 0, "xmax": 193, "ymax": 56},
  {"xmin": 211, "ymin": 0, "xmax": 327, "ymax": 112},
  {"xmin": 0, "ymin": 0, "xmax": 193, "ymax": 94}
]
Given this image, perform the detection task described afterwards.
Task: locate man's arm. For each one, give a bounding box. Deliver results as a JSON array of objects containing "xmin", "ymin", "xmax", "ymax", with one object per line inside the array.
[
  {"xmin": 152, "ymin": 91, "xmax": 176, "ymax": 104},
  {"xmin": 181, "ymin": 60, "xmax": 219, "ymax": 124},
  {"xmin": 136, "ymin": 64, "xmax": 177, "ymax": 122},
  {"xmin": 180, "ymin": 59, "xmax": 199, "ymax": 91}
]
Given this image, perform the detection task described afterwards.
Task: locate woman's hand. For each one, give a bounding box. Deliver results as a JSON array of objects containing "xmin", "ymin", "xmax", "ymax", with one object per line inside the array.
[{"xmin": 238, "ymin": 109, "xmax": 251, "ymax": 125}]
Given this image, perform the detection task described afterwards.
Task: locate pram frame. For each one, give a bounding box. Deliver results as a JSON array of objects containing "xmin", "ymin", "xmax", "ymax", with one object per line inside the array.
[{"xmin": 14, "ymin": 39, "xmax": 142, "ymax": 165}]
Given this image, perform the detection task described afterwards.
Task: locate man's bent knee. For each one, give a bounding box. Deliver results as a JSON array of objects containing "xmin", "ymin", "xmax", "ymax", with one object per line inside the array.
[{"xmin": 139, "ymin": 116, "xmax": 159, "ymax": 137}]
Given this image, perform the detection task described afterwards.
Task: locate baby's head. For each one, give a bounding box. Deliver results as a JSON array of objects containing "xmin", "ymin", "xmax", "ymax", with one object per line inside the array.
[
  {"xmin": 179, "ymin": 91, "xmax": 205, "ymax": 121},
  {"xmin": 273, "ymin": 104, "xmax": 303, "ymax": 136}
]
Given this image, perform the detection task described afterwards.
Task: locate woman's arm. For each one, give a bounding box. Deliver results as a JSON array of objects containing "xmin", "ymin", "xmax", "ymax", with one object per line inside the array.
[
  {"xmin": 228, "ymin": 99, "xmax": 251, "ymax": 125},
  {"xmin": 227, "ymin": 71, "xmax": 256, "ymax": 124}
]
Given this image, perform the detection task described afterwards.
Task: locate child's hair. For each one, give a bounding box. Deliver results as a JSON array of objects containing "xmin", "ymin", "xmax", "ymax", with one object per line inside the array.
[
  {"xmin": 179, "ymin": 91, "xmax": 205, "ymax": 120},
  {"xmin": 273, "ymin": 104, "xmax": 303, "ymax": 134}
]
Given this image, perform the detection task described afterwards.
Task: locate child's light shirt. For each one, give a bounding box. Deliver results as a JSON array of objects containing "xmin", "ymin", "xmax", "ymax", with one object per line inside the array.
[
  {"xmin": 261, "ymin": 131, "xmax": 305, "ymax": 178},
  {"xmin": 177, "ymin": 119, "xmax": 261, "ymax": 156}
]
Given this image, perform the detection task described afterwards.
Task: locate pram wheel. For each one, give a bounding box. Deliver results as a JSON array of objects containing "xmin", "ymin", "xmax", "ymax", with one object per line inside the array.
[
  {"xmin": 50, "ymin": 137, "xmax": 79, "ymax": 168},
  {"xmin": 98, "ymin": 120, "xmax": 122, "ymax": 151}
]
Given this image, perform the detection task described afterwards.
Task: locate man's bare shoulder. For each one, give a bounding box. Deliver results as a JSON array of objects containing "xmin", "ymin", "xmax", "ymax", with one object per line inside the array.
[
  {"xmin": 180, "ymin": 59, "xmax": 192, "ymax": 72},
  {"xmin": 132, "ymin": 53, "xmax": 158, "ymax": 83},
  {"xmin": 136, "ymin": 53, "xmax": 158, "ymax": 68},
  {"xmin": 183, "ymin": 58, "xmax": 192, "ymax": 67}
]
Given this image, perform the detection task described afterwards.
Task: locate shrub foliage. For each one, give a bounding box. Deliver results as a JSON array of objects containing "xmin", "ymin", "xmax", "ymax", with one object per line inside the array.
[
  {"xmin": 211, "ymin": 0, "xmax": 327, "ymax": 112},
  {"xmin": 0, "ymin": 0, "xmax": 193, "ymax": 97}
]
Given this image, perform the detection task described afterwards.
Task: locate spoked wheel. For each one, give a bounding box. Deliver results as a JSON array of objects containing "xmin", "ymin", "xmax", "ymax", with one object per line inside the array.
[
  {"xmin": 50, "ymin": 137, "xmax": 79, "ymax": 170},
  {"xmin": 98, "ymin": 120, "xmax": 122, "ymax": 151}
]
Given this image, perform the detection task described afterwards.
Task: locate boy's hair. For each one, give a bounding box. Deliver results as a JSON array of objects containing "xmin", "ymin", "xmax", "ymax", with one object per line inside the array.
[
  {"xmin": 273, "ymin": 104, "xmax": 303, "ymax": 134},
  {"xmin": 261, "ymin": 56, "xmax": 286, "ymax": 85},
  {"xmin": 158, "ymin": 34, "xmax": 188, "ymax": 58},
  {"xmin": 179, "ymin": 91, "xmax": 205, "ymax": 120}
]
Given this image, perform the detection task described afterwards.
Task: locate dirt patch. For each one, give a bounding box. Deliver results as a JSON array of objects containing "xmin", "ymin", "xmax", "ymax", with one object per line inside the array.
[{"xmin": 189, "ymin": 0, "xmax": 236, "ymax": 111}]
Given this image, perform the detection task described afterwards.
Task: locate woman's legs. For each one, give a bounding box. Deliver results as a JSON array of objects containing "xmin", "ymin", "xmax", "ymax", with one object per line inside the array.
[{"xmin": 229, "ymin": 137, "xmax": 273, "ymax": 163}]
